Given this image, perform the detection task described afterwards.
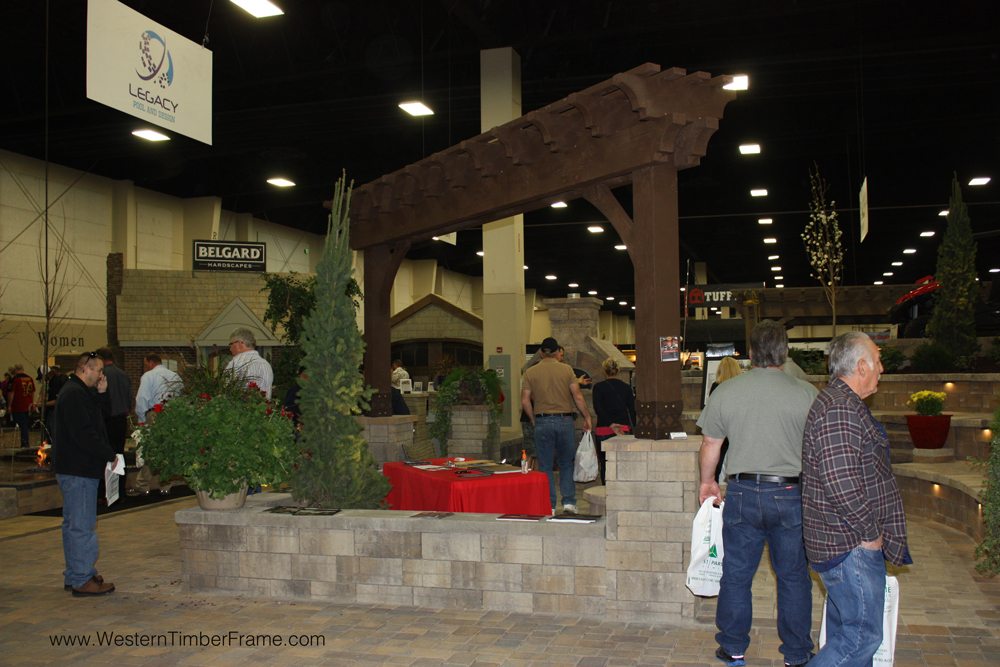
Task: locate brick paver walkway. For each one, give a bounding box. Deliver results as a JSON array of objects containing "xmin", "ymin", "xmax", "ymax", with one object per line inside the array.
[{"xmin": 0, "ymin": 495, "xmax": 996, "ymax": 665}]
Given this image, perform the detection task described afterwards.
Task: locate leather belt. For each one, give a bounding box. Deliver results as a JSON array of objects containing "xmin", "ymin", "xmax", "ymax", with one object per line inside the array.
[
  {"xmin": 535, "ymin": 412, "xmax": 575, "ymax": 418},
  {"xmin": 729, "ymin": 473, "xmax": 799, "ymax": 485}
]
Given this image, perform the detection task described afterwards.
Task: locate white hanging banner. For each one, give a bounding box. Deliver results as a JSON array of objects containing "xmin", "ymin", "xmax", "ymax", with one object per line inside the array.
[{"xmin": 86, "ymin": 0, "xmax": 213, "ymax": 145}]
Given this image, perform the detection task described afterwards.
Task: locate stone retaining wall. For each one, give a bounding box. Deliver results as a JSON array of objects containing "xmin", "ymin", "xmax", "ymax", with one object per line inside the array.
[{"xmin": 176, "ymin": 435, "xmax": 705, "ymax": 624}]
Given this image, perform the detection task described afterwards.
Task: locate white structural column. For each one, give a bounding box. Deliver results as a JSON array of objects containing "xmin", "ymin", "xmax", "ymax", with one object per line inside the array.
[
  {"xmin": 110, "ymin": 180, "xmax": 137, "ymax": 268},
  {"xmin": 480, "ymin": 47, "xmax": 526, "ymax": 433}
]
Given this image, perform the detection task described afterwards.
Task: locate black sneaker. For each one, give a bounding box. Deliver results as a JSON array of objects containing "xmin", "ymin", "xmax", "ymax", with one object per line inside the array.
[
  {"xmin": 716, "ymin": 647, "xmax": 746, "ymax": 667},
  {"xmin": 784, "ymin": 653, "xmax": 814, "ymax": 667}
]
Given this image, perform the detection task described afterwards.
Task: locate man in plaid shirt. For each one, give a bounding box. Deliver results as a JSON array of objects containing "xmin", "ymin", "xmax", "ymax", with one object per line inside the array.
[{"xmin": 801, "ymin": 332, "xmax": 911, "ymax": 667}]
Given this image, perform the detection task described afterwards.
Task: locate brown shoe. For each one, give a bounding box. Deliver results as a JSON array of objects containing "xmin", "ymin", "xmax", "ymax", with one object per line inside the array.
[
  {"xmin": 65, "ymin": 574, "xmax": 104, "ymax": 591},
  {"xmin": 71, "ymin": 577, "xmax": 115, "ymax": 597}
]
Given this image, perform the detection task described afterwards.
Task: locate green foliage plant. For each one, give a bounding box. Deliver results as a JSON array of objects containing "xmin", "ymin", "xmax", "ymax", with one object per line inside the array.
[
  {"xmin": 878, "ymin": 344, "xmax": 906, "ymax": 374},
  {"xmin": 926, "ymin": 175, "xmax": 980, "ymax": 368},
  {"xmin": 974, "ymin": 407, "xmax": 1000, "ymax": 575},
  {"xmin": 801, "ymin": 164, "xmax": 844, "ymax": 335},
  {"xmin": 291, "ymin": 173, "xmax": 389, "ymax": 508},
  {"xmin": 910, "ymin": 342, "xmax": 955, "ymax": 373},
  {"xmin": 788, "ymin": 348, "xmax": 826, "ymax": 376},
  {"xmin": 908, "ymin": 390, "xmax": 946, "ymax": 416},
  {"xmin": 138, "ymin": 365, "xmax": 297, "ymax": 499},
  {"xmin": 429, "ymin": 367, "xmax": 503, "ymax": 457}
]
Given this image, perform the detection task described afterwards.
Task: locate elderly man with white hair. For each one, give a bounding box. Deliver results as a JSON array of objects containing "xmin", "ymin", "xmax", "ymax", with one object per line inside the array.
[
  {"xmin": 224, "ymin": 327, "xmax": 274, "ymax": 399},
  {"xmin": 801, "ymin": 332, "xmax": 911, "ymax": 667}
]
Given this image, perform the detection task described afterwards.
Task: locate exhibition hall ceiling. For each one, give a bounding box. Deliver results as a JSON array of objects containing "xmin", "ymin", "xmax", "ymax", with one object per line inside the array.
[{"xmin": 1, "ymin": 0, "xmax": 997, "ymax": 317}]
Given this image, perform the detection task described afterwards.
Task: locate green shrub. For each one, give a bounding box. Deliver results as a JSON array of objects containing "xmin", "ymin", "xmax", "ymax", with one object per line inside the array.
[
  {"xmin": 878, "ymin": 344, "xmax": 906, "ymax": 373},
  {"xmin": 909, "ymin": 342, "xmax": 955, "ymax": 373},
  {"xmin": 975, "ymin": 406, "xmax": 1000, "ymax": 575},
  {"xmin": 788, "ymin": 348, "xmax": 826, "ymax": 376}
]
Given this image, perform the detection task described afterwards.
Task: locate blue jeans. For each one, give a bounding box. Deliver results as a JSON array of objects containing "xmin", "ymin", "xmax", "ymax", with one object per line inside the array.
[
  {"xmin": 57, "ymin": 474, "xmax": 100, "ymax": 588},
  {"xmin": 812, "ymin": 546, "xmax": 886, "ymax": 667},
  {"xmin": 534, "ymin": 415, "xmax": 576, "ymax": 508},
  {"xmin": 717, "ymin": 479, "xmax": 813, "ymax": 664},
  {"xmin": 12, "ymin": 411, "xmax": 31, "ymax": 447}
]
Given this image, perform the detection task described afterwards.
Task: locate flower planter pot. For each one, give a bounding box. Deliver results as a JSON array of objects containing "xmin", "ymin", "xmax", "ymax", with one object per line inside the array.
[
  {"xmin": 905, "ymin": 414, "xmax": 951, "ymax": 449},
  {"xmin": 195, "ymin": 485, "xmax": 248, "ymax": 511}
]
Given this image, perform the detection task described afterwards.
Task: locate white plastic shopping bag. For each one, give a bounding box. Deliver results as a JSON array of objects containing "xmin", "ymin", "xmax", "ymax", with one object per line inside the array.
[
  {"xmin": 573, "ymin": 430, "xmax": 599, "ymax": 482},
  {"xmin": 686, "ymin": 496, "xmax": 724, "ymax": 596},
  {"xmin": 819, "ymin": 575, "xmax": 899, "ymax": 666}
]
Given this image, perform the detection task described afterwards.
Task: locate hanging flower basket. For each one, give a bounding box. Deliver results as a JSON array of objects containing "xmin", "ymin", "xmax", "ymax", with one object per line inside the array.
[{"xmin": 905, "ymin": 414, "xmax": 951, "ymax": 449}]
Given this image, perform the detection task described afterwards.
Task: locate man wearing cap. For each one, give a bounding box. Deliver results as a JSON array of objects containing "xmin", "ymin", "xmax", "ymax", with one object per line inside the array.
[
  {"xmin": 696, "ymin": 320, "xmax": 818, "ymax": 667},
  {"xmin": 520, "ymin": 336, "xmax": 592, "ymax": 514}
]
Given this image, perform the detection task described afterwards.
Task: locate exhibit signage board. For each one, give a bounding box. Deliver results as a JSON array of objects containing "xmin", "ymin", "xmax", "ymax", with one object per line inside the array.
[
  {"xmin": 193, "ymin": 241, "xmax": 266, "ymax": 272},
  {"xmin": 87, "ymin": 0, "xmax": 213, "ymax": 145}
]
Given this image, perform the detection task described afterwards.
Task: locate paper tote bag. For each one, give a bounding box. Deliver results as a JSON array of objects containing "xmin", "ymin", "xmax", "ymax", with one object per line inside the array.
[
  {"xmin": 686, "ymin": 497, "xmax": 724, "ymax": 596},
  {"xmin": 819, "ymin": 575, "xmax": 899, "ymax": 666},
  {"xmin": 573, "ymin": 430, "xmax": 599, "ymax": 482}
]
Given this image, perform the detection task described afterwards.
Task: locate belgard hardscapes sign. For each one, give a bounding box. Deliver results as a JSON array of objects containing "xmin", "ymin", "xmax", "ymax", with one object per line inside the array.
[{"xmin": 193, "ymin": 241, "xmax": 266, "ymax": 272}]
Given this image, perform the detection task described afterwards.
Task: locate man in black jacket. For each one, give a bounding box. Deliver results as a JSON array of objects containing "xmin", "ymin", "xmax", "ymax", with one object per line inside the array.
[{"xmin": 53, "ymin": 352, "xmax": 117, "ymax": 597}]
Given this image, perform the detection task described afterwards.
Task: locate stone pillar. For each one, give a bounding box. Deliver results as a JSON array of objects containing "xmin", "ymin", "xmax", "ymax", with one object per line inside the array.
[
  {"xmin": 446, "ymin": 405, "xmax": 498, "ymax": 460},
  {"xmin": 356, "ymin": 415, "xmax": 417, "ymax": 464},
  {"xmin": 543, "ymin": 296, "xmax": 602, "ymax": 361},
  {"xmin": 602, "ymin": 434, "xmax": 703, "ymax": 622},
  {"xmin": 110, "ymin": 180, "xmax": 137, "ymax": 268},
  {"xmin": 481, "ymin": 47, "xmax": 526, "ymax": 434}
]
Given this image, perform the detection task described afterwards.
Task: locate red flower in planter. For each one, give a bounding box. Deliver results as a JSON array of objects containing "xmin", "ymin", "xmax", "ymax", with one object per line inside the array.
[{"xmin": 152, "ymin": 403, "xmax": 163, "ymax": 413}]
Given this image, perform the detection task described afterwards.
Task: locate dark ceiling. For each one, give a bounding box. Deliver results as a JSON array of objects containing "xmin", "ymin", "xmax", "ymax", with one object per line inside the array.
[{"xmin": 2, "ymin": 0, "xmax": 998, "ymax": 319}]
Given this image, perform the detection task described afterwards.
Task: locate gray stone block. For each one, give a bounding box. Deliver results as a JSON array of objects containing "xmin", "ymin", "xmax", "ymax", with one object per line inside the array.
[{"xmin": 422, "ymin": 532, "xmax": 481, "ymax": 561}]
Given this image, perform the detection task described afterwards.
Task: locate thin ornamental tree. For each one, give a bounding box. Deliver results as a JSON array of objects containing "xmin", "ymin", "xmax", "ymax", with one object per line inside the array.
[
  {"xmin": 801, "ymin": 165, "xmax": 844, "ymax": 336},
  {"xmin": 291, "ymin": 173, "xmax": 389, "ymax": 508},
  {"xmin": 926, "ymin": 174, "xmax": 979, "ymax": 368}
]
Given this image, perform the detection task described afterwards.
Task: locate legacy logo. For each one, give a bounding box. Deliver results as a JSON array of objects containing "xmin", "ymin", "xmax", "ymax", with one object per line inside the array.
[{"xmin": 137, "ymin": 30, "xmax": 173, "ymax": 88}]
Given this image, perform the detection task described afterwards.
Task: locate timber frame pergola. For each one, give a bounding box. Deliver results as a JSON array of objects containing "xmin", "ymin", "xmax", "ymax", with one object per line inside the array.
[{"xmin": 350, "ymin": 63, "xmax": 735, "ymax": 439}]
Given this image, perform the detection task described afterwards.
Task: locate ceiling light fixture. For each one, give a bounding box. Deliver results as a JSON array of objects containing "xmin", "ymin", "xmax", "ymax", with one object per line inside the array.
[
  {"xmin": 968, "ymin": 176, "xmax": 991, "ymax": 186},
  {"xmin": 768, "ymin": 254, "xmax": 780, "ymax": 260},
  {"xmin": 774, "ymin": 275, "xmax": 783, "ymax": 280},
  {"xmin": 587, "ymin": 225, "xmax": 604, "ymax": 233},
  {"xmin": 903, "ymin": 248, "xmax": 917, "ymax": 254},
  {"xmin": 990, "ymin": 268, "xmax": 1000, "ymax": 273},
  {"xmin": 873, "ymin": 280, "xmax": 884, "ymax": 285},
  {"xmin": 568, "ymin": 282, "xmax": 579, "ymax": 288},
  {"xmin": 476, "ymin": 250, "xmax": 484, "ymax": 257},
  {"xmin": 883, "ymin": 272, "xmax": 894, "ymax": 277},
  {"xmin": 750, "ymin": 188, "xmax": 768, "ymax": 197},
  {"xmin": 631, "ymin": 306, "xmax": 636, "ymax": 311},
  {"xmin": 545, "ymin": 274, "xmax": 557, "ymax": 280},
  {"xmin": 771, "ymin": 266, "xmax": 781, "ymax": 272},
  {"xmin": 723, "ymin": 74, "xmax": 749, "ymax": 90},
  {"xmin": 266, "ymin": 177, "xmax": 295, "ymax": 187},
  {"xmin": 523, "ymin": 265, "xmax": 528, "ymax": 270},
  {"xmin": 229, "ymin": 0, "xmax": 284, "ymax": 18},
  {"xmin": 775, "ymin": 284, "xmax": 784, "ymax": 288},
  {"xmin": 758, "ymin": 217, "xmax": 773, "ymax": 225},
  {"xmin": 739, "ymin": 143, "xmax": 761, "ymax": 155},
  {"xmin": 605, "ymin": 296, "xmax": 615, "ymax": 301},
  {"xmin": 938, "ymin": 210, "xmax": 949, "ymax": 217},
  {"xmin": 551, "ymin": 201, "xmax": 568, "ymax": 209},
  {"xmin": 588, "ymin": 290, "xmax": 598, "ymax": 295},
  {"xmin": 920, "ymin": 231, "xmax": 935, "ymax": 237},
  {"xmin": 132, "ymin": 128, "xmax": 170, "ymax": 142},
  {"xmin": 398, "ymin": 101, "xmax": 434, "ymax": 116},
  {"xmin": 763, "ymin": 237, "xmax": 777, "ymax": 244},
  {"xmin": 891, "ymin": 261, "xmax": 903, "ymax": 267},
  {"xmin": 614, "ymin": 244, "xmax": 627, "ymax": 251},
  {"xmin": 619, "ymin": 301, "xmax": 627, "ymax": 306}
]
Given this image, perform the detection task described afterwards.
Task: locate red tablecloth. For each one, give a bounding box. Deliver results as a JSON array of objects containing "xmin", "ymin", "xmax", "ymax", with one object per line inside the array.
[{"xmin": 383, "ymin": 458, "xmax": 551, "ymax": 514}]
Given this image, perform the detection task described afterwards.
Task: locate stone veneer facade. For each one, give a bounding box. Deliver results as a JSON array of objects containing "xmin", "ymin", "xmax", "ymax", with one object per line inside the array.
[{"xmin": 176, "ymin": 435, "xmax": 705, "ymax": 623}]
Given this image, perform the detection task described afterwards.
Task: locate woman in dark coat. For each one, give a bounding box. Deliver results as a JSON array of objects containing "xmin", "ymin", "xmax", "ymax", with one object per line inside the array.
[{"xmin": 591, "ymin": 358, "xmax": 636, "ymax": 484}]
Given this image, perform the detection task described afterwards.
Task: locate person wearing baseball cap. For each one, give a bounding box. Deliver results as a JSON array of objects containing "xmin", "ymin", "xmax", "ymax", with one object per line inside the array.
[{"xmin": 520, "ymin": 336, "xmax": 592, "ymax": 513}]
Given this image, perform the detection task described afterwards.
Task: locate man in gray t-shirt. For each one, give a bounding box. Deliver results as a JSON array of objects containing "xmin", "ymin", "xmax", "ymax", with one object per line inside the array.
[{"xmin": 695, "ymin": 320, "xmax": 818, "ymax": 667}]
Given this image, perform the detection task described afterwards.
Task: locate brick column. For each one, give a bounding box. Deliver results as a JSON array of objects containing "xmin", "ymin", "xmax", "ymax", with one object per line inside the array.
[
  {"xmin": 601, "ymin": 434, "xmax": 703, "ymax": 623},
  {"xmin": 356, "ymin": 415, "xmax": 418, "ymax": 464}
]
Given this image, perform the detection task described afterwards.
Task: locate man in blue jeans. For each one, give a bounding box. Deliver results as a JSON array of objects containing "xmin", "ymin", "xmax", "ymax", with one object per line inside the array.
[
  {"xmin": 801, "ymin": 333, "xmax": 910, "ymax": 667},
  {"xmin": 521, "ymin": 336, "xmax": 592, "ymax": 513},
  {"xmin": 52, "ymin": 352, "xmax": 117, "ymax": 596},
  {"xmin": 697, "ymin": 321, "xmax": 818, "ymax": 667}
]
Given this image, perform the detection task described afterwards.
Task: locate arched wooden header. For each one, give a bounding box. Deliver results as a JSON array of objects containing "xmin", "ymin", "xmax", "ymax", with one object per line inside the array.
[{"xmin": 350, "ymin": 63, "xmax": 735, "ymax": 437}]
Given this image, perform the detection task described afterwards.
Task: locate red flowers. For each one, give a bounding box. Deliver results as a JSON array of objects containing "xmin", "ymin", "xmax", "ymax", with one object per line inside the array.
[
  {"xmin": 199, "ymin": 393, "xmax": 211, "ymax": 400},
  {"xmin": 247, "ymin": 382, "xmax": 258, "ymax": 389},
  {"xmin": 152, "ymin": 403, "xmax": 163, "ymax": 413}
]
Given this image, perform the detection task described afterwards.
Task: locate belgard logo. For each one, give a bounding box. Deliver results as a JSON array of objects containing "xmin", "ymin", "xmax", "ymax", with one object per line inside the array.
[{"xmin": 137, "ymin": 30, "xmax": 173, "ymax": 88}]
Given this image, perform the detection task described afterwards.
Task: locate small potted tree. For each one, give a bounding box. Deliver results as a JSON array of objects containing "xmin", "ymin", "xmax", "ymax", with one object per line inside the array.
[
  {"xmin": 138, "ymin": 365, "xmax": 298, "ymax": 509},
  {"xmin": 905, "ymin": 390, "xmax": 950, "ymax": 449}
]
